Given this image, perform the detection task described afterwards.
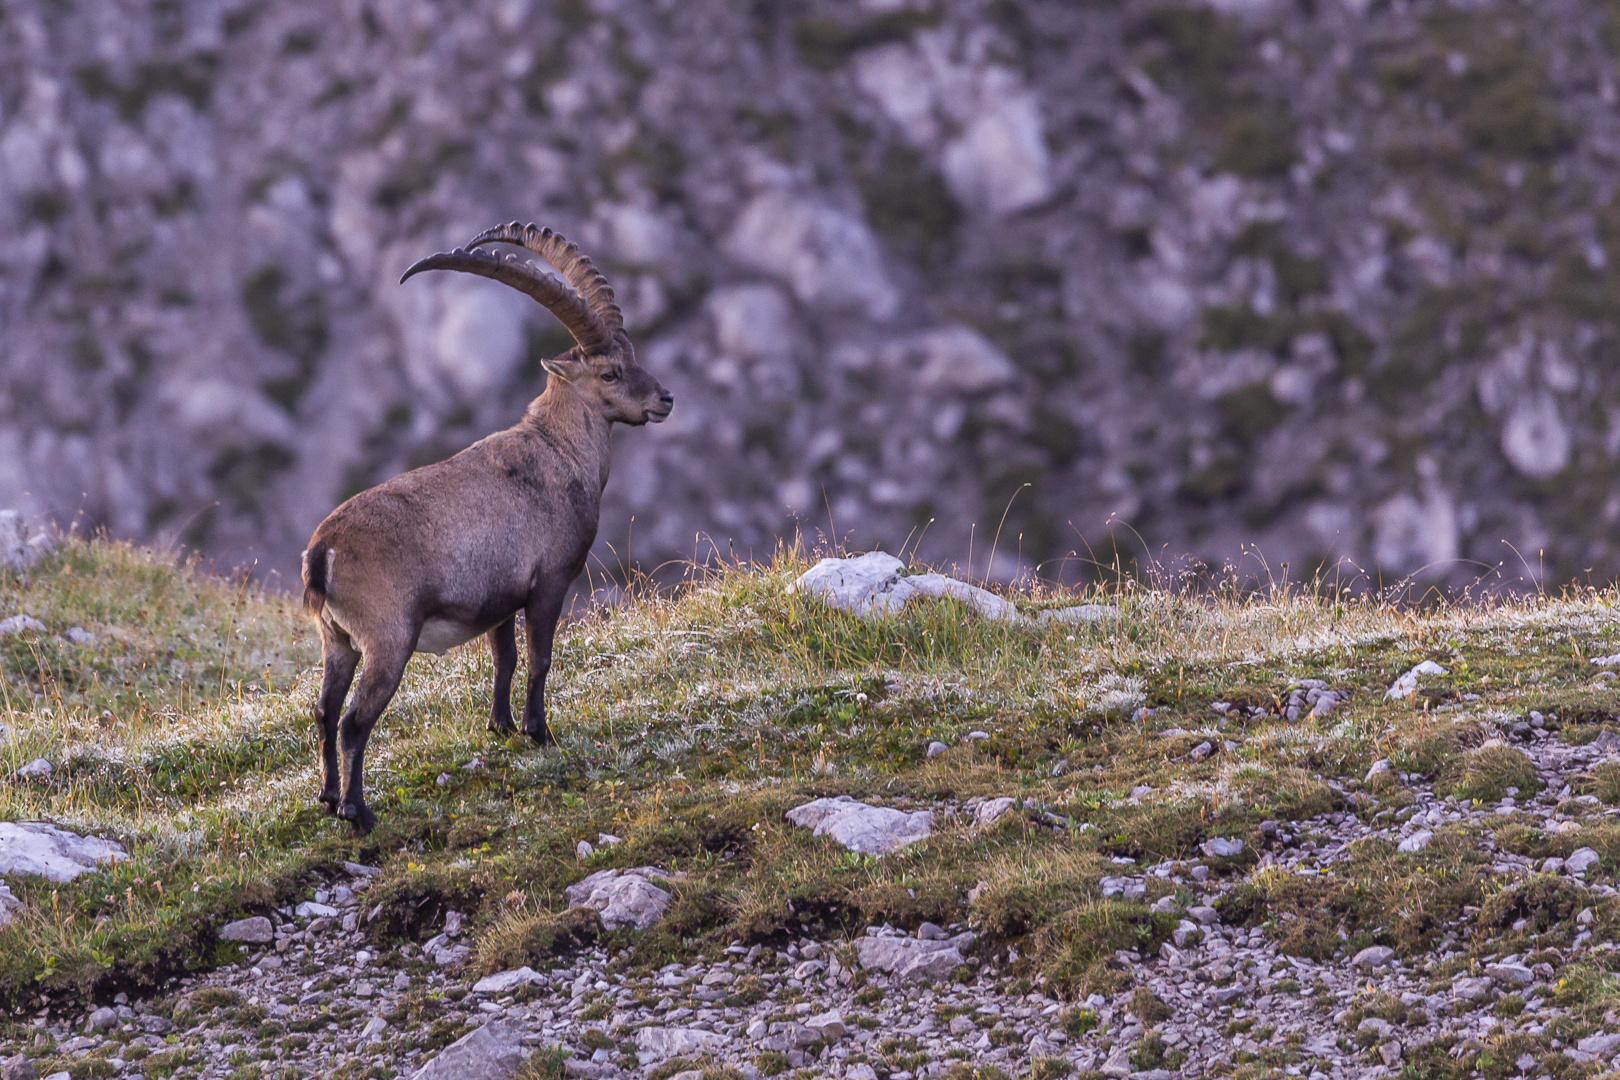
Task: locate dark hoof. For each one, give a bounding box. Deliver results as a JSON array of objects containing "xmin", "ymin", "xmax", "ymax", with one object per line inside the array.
[
  {"xmin": 526, "ymin": 724, "xmax": 555, "ymax": 747},
  {"xmin": 318, "ymin": 793, "xmax": 341, "ymax": 816},
  {"xmin": 488, "ymin": 718, "xmax": 517, "ymax": 736},
  {"xmin": 339, "ymin": 801, "xmax": 377, "ymax": 835}
]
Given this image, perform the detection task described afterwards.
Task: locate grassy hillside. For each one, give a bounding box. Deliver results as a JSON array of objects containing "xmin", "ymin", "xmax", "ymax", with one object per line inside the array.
[{"xmin": 4, "ymin": 539, "xmax": 1620, "ymax": 1076}]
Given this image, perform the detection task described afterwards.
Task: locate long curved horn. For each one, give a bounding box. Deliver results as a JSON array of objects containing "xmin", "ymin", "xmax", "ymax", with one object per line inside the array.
[
  {"xmin": 466, "ymin": 222, "xmax": 624, "ymax": 338},
  {"xmin": 400, "ymin": 246, "xmax": 611, "ymax": 353}
]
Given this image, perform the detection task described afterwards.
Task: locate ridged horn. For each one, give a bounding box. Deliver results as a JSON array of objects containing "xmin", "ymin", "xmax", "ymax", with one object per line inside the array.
[
  {"xmin": 467, "ymin": 222, "xmax": 624, "ymax": 339},
  {"xmin": 399, "ymin": 246, "xmax": 611, "ymax": 353}
]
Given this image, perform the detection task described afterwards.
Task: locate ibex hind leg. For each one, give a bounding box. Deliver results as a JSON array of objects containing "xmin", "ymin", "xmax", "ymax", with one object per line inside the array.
[
  {"xmin": 337, "ymin": 642, "xmax": 410, "ymax": 836},
  {"xmin": 314, "ymin": 634, "xmax": 360, "ymax": 815}
]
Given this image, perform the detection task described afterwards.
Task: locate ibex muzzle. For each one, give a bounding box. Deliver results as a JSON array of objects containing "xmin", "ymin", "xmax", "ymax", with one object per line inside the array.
[{"xmin": 300, "ymin": 223, "xmax": 671, "ymax": 834}]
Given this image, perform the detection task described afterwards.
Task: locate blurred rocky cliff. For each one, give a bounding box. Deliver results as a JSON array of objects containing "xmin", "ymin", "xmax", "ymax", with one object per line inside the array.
[{"xmin": 3, "ymin": 0, "xmax": 1619, "ymax": 588}]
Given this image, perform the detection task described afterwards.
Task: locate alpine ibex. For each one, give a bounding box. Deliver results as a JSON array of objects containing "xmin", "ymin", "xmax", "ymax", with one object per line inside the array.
[{"xmin": 300, "ymin": 223, "xmax": 672, "ymax": 834}]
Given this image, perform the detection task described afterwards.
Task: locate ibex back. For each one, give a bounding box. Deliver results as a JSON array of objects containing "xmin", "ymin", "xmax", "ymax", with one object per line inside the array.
[{"xmin": 301, "ymin": 223, "xmax": 672, "ymax": 834}]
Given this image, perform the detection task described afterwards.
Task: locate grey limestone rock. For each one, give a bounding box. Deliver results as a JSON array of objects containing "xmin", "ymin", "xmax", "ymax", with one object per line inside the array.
[
  {"xmin": 785, "ymin": 796, "xmax": 933, "ymax": 855},
  {"xmin": 563, "ymin": 867, "xmax": 674, "ymax": 930},
  {"xmin": 409, "ymin": 1021, "xmax": 529, "ymax": 1080},
  {"xmin": 855, "ymin": 929, "xmax": 976, "ymax": 985},
  {"xmin": 0, "ymin": 822, "xmax": 128, "ymax": 881},
  {"xmin": 220, "ymin": 916, "xmax": 274, "ymax": 944},
  {"xmin": 634, "ymin": 1026, "xmax": 729, "ymax": 1062}
]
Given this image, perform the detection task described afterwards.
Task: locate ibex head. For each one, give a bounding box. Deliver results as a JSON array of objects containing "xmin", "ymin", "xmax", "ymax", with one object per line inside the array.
[{"xmin": 402, "ymin": 222, "xmax": 673, "ymax": 426}]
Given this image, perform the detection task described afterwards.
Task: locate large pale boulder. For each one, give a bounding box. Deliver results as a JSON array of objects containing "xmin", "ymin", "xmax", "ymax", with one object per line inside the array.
[
  {"xmin": 855, "ymin": 930, "xmax": 976, "ymax": 985},
  {"xmin": 0, "ymin": 823, "xmax": 128, "ymax": 882},
  {"xmin": 785, "ymin": 796, "xmax": 933, "ymax": 855},
  {"xmin": 563, "ymin": 867, "xmax": 674, "ymax": 930},
  {"xmin": 409, "ymin": 1021, "xmax": 529, "ymax": 1080},
  {"xmin": 791, "ymin": 551, "xmax": 906, "ymax": 616}
]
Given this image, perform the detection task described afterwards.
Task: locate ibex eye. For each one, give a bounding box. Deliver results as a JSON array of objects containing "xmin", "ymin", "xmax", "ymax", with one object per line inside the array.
[{"xmin": 601, "ymin": 370, "xmax": 621, "ymax": 382}]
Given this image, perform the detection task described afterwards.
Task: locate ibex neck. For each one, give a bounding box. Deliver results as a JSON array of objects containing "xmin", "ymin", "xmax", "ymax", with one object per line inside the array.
[{"xmin": 521, "ymin": 384, "xmax": 612, "ymax": 491}]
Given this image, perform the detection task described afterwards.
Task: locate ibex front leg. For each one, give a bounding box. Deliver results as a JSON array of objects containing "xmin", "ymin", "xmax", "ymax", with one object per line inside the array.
[{"xmin": 521, "ymin": 586, "xmax": 568, "ymax": 746}]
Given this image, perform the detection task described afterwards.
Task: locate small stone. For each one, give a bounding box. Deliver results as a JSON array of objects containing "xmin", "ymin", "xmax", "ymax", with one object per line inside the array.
[
  {"xmin": 1201, "ymin": 837, "xmax": 1243, "ymax": 858},
  {"xmin": 1486, "ymin": 963, "xmax": 1533, "ymax": 986},
  {"xmin": 1577, "ymin": 1033, "xmax": 1620, "ymax": 1056},
  {"xmin": 65, "ymin": 626, "xmax": 95, "ymax": 645},
  {"xmin": 1452, "ymin": 976, "xmax": 1494, "ymax": 1001},
  {"xmin": 1397, "ymin": 830, "xmax": 1432, "ymax": 853},
  {"xmin": 1352, "ymin": 946, "xmax": 1396, "ymax": 969},
  {"xmin": 1385, "ymin": 661, "xmax": 1446, "ymax": 700},
  {"xmin": 973, "ymin": 797, "xmax": 1017, "ymax": 829},
  {"xmin": 473, "ymin": 967, "xmax": 546, "ymax": 994},
  {"xmin": 804, "ymin": 1010, "xmax": 846, "ymax": 1039},
  {"xmin": 361, "ymin": 1016, "xmax": 389, "ymax": 1039},
  {"xmin": 1567, "ymin": 848, "xmax": 1601, "ymax": 875},
  {"xmin": 85, "ymin": 1007, "xmax": 118, "ymax": 1032},
  {"xmin": 1365, "ymin": 759, "xmax": 1391, "ymax": 782},
  {"xmin": 295, "ymin": 901, "xmax": 338, "ymax": 919},
  {"xmin": 1189, "ymin": 741, "xmax": 1214, "ymax": 760},
  {"xmin": 925, "ymin": 741, "xmax": 948, "ymax": 759},
  {"xmin": 1, "ymin": 1054, "xmax": 37, "ymax": 1080},
  {"xmin": 576, "ymin": 840, "xmax": 594, "ymax": 859},
  {"xmin": 949, "ymin": 1015, "xmax": 976, "ymax": 1034},
  {"xmin": 917, "ymin": 922, "xmax": 948, "ymax": 940},
  {"xmin": 1379, "ymin": 1040, "xmax": 1403, "ymax": 1066},
  {"xmin": 141, "ymin": 1015, "xmax": 174, "ymax": 1035},
  {"xmin": 14, "ymin": 759, "xmax": 51, "ymax": 780},
  {"xmin": 965, "ymin": 730, "xmax": 991, "ymax": 741},
  {"xmin": 1186, "ymin": 906, "xmax": 1219, "ymax": 925},
  {"xmin": 220, "ymin": 916, "xmax": 274, "ymax": 944},
  {"xmin": 0, "ymin": 615, "xmax": 45, "ymax": 637},
  {"xmin": 1100, "ymin": 1046, "xmax": 1134, "ymax": 1078}
]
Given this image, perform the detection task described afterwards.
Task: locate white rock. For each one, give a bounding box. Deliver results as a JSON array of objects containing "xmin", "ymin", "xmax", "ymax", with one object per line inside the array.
[
  {"xmin": 724, "ymin": 191, "xmax": 898, "ymax": 320},
  {"xmin": 575, "ymin": 840, "xmax": 594, "ymax": 860},
  {"xmin": 1578, "ymin": 1033, "xmax": 1620, "ymax": 1056},
  {"xmin": 0, "ymin": 511, "xmax": 48, "ymax": 570},
  {"xmin": 1486, "ymin": 962, "xmax": 1533, "ymax": 986},
  {"xmin": 1385, "ymin": 661, "xmax": 1447, "ymax": 700},
  {"xmin": 855, "ymin": 931, "xmax": 975, "ymax": 984},
  {"xmin": 409, "ymin": 1020, "xmax": 529, "ymax": 1080},
  {"xmin": 890, "ymin": 572, "xmax": 1018, "ymax": 621},
  {"xmin": 792, "ymin": 552, "xmax": 906, "ymax": 616},
  {"xmin": 472, "ymin": 967, "xmax": 546, "ymax": 994},
  {"xmin": 0, "ymin": 879, "xmax": 20, "ymax": 928},
  {"xmin": 1397, "ymin": 830, "xmax": 1432, "ymax": 853},
  {"xmin": 64, "ymin": 626, "xmax": 95, "ymax": 645},
  {"xmin": 803, "ymin": 1010, "xmax": 847, "ymax": 1039},
  {"xmin": 0, "ymin": 615, "xmax": 45, "ymax": 636},
  {"xmin": 1201, "ymin": 837, "xmax": 1244, "ymax": 858},
  {"xmin": 295, "ymin": 901, "xmax": 339, "ymax": 919},
  {"xmin": 563, "ymin": 867, "xmax": 673, "ymax": 930},
  {"xmin": 0, "ymin": 822, "xmax": 128, "ymax": 881},
  {"xmin": 361, "ymin": 1016, "xmax": 389, "ymax": 1039},
  {"xmin": 634, "ymin": 1026, "xmax": 728, "ymax": 1063},
  {"xmin": 219, "ymin": 916, "xmax": 274, "ymax": 944},
  {"xmin": 1566, "ymin": 847, "xmax": 1601, "ymax": 875},
  {"xmin": 1352, "ymin": 945, "xmax": 1395, "ymax": 969},
  {"xmin": 1452, "ymin": 976, "xmax": 1494, "ymax": 1000},
  {"xmin": 972, "ymin": 797, "xmax": 1017, "ymax": 829},
  {"xmin": 1593, "ymin": 654, "xmax": 1620, "ymax": 668},
  {"xmin": 15, "ymin": 759, "xmax": 51, "ymax": 780},
  {"xmin": 785, "ymin": 796, "xmax": 933, "ymax": 855},
  {"xmin": 925, "ymin": 741, "xmax": 948, "ymax": 759},
  {"xmin": 1366, "ymin": 758, "xmax": 1390, "ymax": 781}
]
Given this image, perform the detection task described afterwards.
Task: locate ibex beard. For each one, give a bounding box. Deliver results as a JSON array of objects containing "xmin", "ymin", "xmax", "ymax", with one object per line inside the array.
[{"xmin": 300, "ymin": 222, "xmax": 672, "ymax": 835}]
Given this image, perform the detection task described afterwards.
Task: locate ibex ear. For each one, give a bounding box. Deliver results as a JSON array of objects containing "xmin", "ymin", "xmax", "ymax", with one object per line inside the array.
[{"xmin": 540, "ymin": 354, "xmax": 587, "ymax": 380}]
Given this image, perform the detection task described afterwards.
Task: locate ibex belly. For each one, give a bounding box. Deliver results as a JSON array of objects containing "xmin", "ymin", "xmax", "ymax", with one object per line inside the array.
[{"xmin": 416, "ymin": 618, "xmax": 482, "ymax": 656}]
